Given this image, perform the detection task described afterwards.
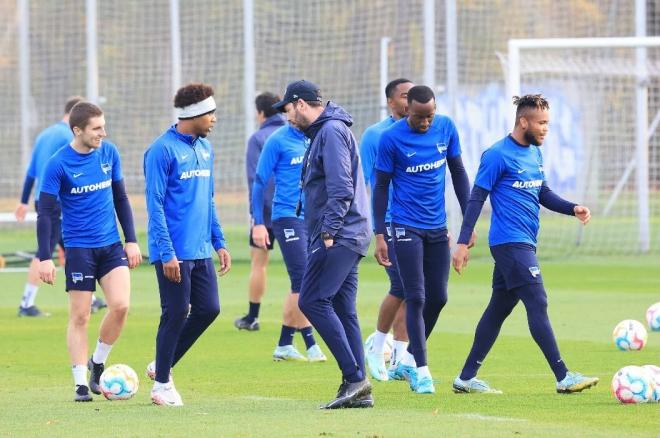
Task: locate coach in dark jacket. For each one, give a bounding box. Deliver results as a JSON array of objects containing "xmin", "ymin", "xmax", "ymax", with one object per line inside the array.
[{"xmin": 273, "ymin": 80, "xmax": 372, "ymax": 409}]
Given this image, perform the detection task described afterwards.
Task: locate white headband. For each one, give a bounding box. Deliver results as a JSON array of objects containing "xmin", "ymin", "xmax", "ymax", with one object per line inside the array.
[{"xmin": 177, "ymin": 96, "xmax": 217, "ymax": 119}]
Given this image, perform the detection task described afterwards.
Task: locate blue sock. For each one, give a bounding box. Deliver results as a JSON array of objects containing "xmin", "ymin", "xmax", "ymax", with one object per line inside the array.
[
  {"xmin": 247, "ymin": 301, "xmax": 260, "ymax": 322},
  {"xmin": 299, "ymin": 326, "xmax": 316, "ymax": 349},
  {"xmin": 278, "ymin": 325, "xmax": 296, "ymax": 347}
]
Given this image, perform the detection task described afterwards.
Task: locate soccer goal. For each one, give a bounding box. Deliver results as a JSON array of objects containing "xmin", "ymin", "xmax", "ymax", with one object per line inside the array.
[{"xmin": 505, "ymin": 36, "xmax": 660, "ymax": 254}]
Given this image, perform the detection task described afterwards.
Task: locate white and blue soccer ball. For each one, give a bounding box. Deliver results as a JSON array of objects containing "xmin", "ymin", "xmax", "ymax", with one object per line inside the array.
[
  {"xmin": 612, "ymin": 319, "xmax": 647, "ymax": 351},
  {"xmin": 611, "ymin": 365, "xmax": 654, "ymax": 404},
  {"xmin": 364, "ymin": 332, "xmax": 394, "ymax": 363},
  {"xmin": 100, "ymin": 364, "xmax": 139, "ymax": 401},
  {"xmin": 642, "ymin": 365, "xmax": 660, "ymax": 402},
  {"xmin": 646, "ymin": 302, "xmax": 660, "ymax": 332}
]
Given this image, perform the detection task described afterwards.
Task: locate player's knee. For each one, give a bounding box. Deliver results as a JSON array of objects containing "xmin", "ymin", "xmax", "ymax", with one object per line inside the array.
[
  {"xmin": 405, "ymin": 294, "xmax": 425, "ymax": 309},
  {"xmin": 110, "ymin": 303, "xmax": 129, "ymax": 319},
  {"xmin": 70, "ymin": 312, "xmax": 91, "ymax": 327}
]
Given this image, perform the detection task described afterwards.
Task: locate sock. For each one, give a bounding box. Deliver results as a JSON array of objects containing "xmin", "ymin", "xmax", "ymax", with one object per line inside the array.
[
  {"xmin": 247, "ymin": 301, "xmax": 260, "ymax": 322},
  {"xmin": 417, "ymin": 365, "xmax": 431, "ymax": 380},
  {"xmin": 153, "ymin": 380, "xmax": 169, "ymax": 389},
  {"xmin": 400, "ymin": 350, "xmax": 416, "ymax": 367},
  {"xmin": 553, "ymin": 360, "xmax": 568, "ymax": 382},
  {"xmin": 92, "ymin": 339, "xmax": 113, "ymax": 364},
  {"xmin": 299, "ymin": 326, "xmax": 316, "ymax": 349},
  {"xmin": 91, "ymin": 294, "xmax": 98, "ymax": 304},
  {"xmin": 371, "ymin": 330, "xmax": 388, "ymax": 355},
  {"xmin": 391, "ymin": 340, "xmax": 408, "ymax": 366},
  {"xmin": 278, "ymin": 325, "xmax": 296, "ymax": 347},
  {"xmin": 72, "ymin": 365, "xmax": 87, "ymax": 387},
  {"xmin": 21, "ymin": 283, "xmax": 39, "ymax": 308}
]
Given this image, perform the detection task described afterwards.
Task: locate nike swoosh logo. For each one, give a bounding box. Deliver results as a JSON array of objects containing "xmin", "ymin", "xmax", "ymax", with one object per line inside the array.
[
  {"xmin": 181, "ymin": 154, "xmax": 189, "ymax": 159},
  {"xmin": 517, "ymin": 169, "xmax": 525, "ymax": 174},
  {"xmin": 311, "ymin": 247, "xmax": 320, "ymax": 253},
  {"xmin": 73, "ymin": 173, "xmax": 83, "ymax": 178},
  {"xmin": 406, "ymin": 152, "xmax": 416, "ymax": 157},
  {"xmin": 121, "ymin": 257, "xmax": 127, "ymax": 260}
]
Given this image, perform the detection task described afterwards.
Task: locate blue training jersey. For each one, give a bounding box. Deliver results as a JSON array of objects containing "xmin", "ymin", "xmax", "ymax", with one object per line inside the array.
[
  {"xmin": 252, "ymin": 125, "xmax": 308, "ymax": 224},
  {"xmin": 26, "ymin": 121, "xmax": 73, "ymax": 201},
  {"xmin": 474, "ymin": 135, "xmax": 545, "ymax": 247},
  {"xmin": 360, "ymin": 116, "xmax": 395, "ymax": 225},
  {"xmin": 144, "ymin": 125, "xmax": 226, "ymax": 263},
  {"xmin": 40, "ymin": 141, "xmax": 122, "ymax": 247},
  {"xmin": 375, "ymin": 115, "xmax": 461, "ymax": 229}
]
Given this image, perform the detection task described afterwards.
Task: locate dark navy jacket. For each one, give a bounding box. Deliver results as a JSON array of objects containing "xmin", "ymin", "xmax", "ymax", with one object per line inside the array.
[
  {"xmin": 302, "ymin": 102, "xmax": 371, "ymax": 256},
  {"xmin": 245, "ymin": 114, "xmax": 286, "ymax": 227}
]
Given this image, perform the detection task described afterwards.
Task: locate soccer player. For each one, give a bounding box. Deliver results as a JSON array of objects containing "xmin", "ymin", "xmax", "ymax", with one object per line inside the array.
[
  {"xmin": 451, "ymin": 94, "xmax": 599, "ymax": 395},
  {"xmin": 251, "ymin": 123, "xmax": 327, "ymax": 362},
  {"xmin": 373, "ymin": 85, "xmax": 473, "ymax": 394},
  {"xmin": 274, "ymin": 80, "xmax": 372, "ymax": 409},
  {"xmin": 15, "ymin": 96, "xmax": 107, "ymax": 317},
  {"xmin": 235, "ymin": 92, "xmax": 286, "ymax": 331},
  {"xmin": 360, "ymin": 78, "xmax": 413, "ymax": 381},
  {"xmin": 144, "ymin": 83, "xmax": 231, "ymax": 407},
  {"xmin": 37, "ymin": 101, "xmax": 141, "ymax": 402}
]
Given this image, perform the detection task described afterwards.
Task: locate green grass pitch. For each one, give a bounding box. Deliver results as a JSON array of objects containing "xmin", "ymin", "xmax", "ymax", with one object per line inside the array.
[{"xmin": 0, "ymin": 228, "xmax": 658, "ymax": 437}]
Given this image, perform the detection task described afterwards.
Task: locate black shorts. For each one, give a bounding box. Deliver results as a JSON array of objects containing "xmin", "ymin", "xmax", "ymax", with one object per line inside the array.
[
  {"xmin": 65, "ymin": 242, "xmax": 128, "ymax": 292},
  {"xmin": 249, "ymin": 226, "xmax": 275, "ymax": 250}
]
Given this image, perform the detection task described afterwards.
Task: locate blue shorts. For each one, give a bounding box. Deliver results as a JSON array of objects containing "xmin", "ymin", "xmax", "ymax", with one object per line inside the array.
[
  {"xmin": 249, "ymin": 226, "xmax": 275, "ymax": 250},
  {"xmin": 385, "ymin": 225, "xmax": 404, "ymax": 299},
  {"xmin": 490, "ymin": 243, "xmax": 544, "ymax": 291},
  {"xmin": 64, "ymin": 242, "xmax": 128, "ymax": 292},
  {"xmin": 34, "ymin": 200, "xmax": 63, "ymax": 254},
  {"xmin": 272, "ymin": 217, "xmax": 308, "ymax": 292}
]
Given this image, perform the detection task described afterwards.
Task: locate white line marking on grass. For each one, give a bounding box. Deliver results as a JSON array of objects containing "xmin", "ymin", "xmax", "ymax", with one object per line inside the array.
[
  {"xmin": 0, "ymin": 267, "xmax": 30, "ymax": 273},
  {"xmin": 453, "ymin": 413, "xmax": 528, "ymax": 423}
]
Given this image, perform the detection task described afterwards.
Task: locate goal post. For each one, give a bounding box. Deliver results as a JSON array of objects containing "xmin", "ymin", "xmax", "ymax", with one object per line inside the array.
[{"xmin": 506, "ymin": 36, "xmax": 660, "ymax": 253}]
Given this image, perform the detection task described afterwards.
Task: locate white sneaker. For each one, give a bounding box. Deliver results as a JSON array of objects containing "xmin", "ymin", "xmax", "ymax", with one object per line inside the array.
[
  {"xmin": 151, "ymin": 382, "xmax": 183, "ymax": 406},
  {"xmin": 146, "ymin": 360, "xmax": 173, "ymax": 383},
  {"xmin": 306, "ymin": 344, "xmax": 328, "ymax": 362}
]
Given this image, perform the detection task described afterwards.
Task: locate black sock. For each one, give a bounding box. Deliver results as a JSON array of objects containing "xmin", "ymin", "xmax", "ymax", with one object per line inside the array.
[
  {"xmin": 300, "ymin": 326, "xmax": 316, "ymax": 349},
  {"xmin": 247, "ymin": 301, "xmax": 260, "ymax": 322},
  {"xmin": 278, "ymin": 325, "xmax": 296, "ymax": 347}
]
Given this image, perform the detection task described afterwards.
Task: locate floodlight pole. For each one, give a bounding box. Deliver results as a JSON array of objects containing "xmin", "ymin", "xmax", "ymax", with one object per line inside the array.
[
  {"xmin": 379, "ymin": 37, "xmax": 390, "ymax": 120},
  {"xmin": 85, "ymin": 0, "xmax": 98, "ymax": 104},
  {"xmin": 635, "ymin": 0, "xmax": 650, "ymax": 252},
  {"xmin": 18, "ymin": 0, "xmax": 31, "ymax": 176},
  {"xmin": 170, "ymin": 0, "xmax": 181, "ymax": 121},
  {"xmin": 243, "ymin": 0, "xmax": 256, "ymax": 143}
]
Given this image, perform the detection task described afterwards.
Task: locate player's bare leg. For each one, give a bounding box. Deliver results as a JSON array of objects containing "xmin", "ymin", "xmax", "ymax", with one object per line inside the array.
[
  {"xmin": 87, "ymin": 266, "xmax": 130, "ymax": 395},
  {"xmin": 17, "ymin": 258, "xmax": 50, "ymax": 317},
  {"xmin": 236, "ymin": 247, "xmax": 269, "ymax": 330},
  {"xmin": 67, "ymin": 291, "xmax": 93, "ymax": 401}
]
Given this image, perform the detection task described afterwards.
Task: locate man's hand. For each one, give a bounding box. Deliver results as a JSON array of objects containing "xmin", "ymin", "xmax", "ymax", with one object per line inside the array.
[
  {"xmin": 163, "ymin": 256, "xmax": 181, "ymax": 283},
  {"xmin": 374, "ymin": 234, "xmax": 391, "ymax": 267},
  {"xmin": 467, "ymin": 231, "xmax": 477, "ymax": 249},
  {"xmin": 14, "ymin": 203, "xmax": 28, "ymax": 222},
  {"xmin": 251, "ymin": 224, "xmax": 270, "ymax": 249},
  {"xmin": 39, "ymin": 259, "xmax": 56, "ymax": 285},
  {"xmin": 452, "ymin": 243, "xmax": 470, "ymax": 275},
  {"xmin": 217, "ymin": 248, "xmax": 231, "ymax": 276},
  {"xmin": 124, "ymin": 242, "xmax": 142, "ymax": 269},
  {"xmin": 574, "ymin": 205, "xmax": 591, "ymax": 225}
]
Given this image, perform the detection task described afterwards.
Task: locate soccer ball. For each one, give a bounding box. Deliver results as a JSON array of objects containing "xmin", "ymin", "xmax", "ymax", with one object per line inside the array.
[
  {"xmin": 646, "ymin": 302, "xmax": 660, "ymax": 331},
  {"xmin": 364, "ymin": 332, "xmax": 394, "ymax": 363},
  {"xmin": 642, "ymin": 365, "xmax": 660, "ymax": 402},
  {"xmin": 612, "ymin": 319, "xmax": 647, "ymax": 351},
  {"xmin": 611, "ymin": 365, "xmax": 654, "ymax": 404},
  {"xmin": 99, "ymin": 364, "xmax": 139, "ymax": 401}
]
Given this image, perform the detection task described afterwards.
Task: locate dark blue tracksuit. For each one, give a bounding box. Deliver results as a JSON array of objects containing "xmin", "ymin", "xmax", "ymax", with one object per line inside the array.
[
  {"xmin": 246, "ymin": 114, "xmax": 286, "ymax": 229},
  {"xmin": 297, "ymin": 102, "xmax": 371, "ymax": 383}
]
